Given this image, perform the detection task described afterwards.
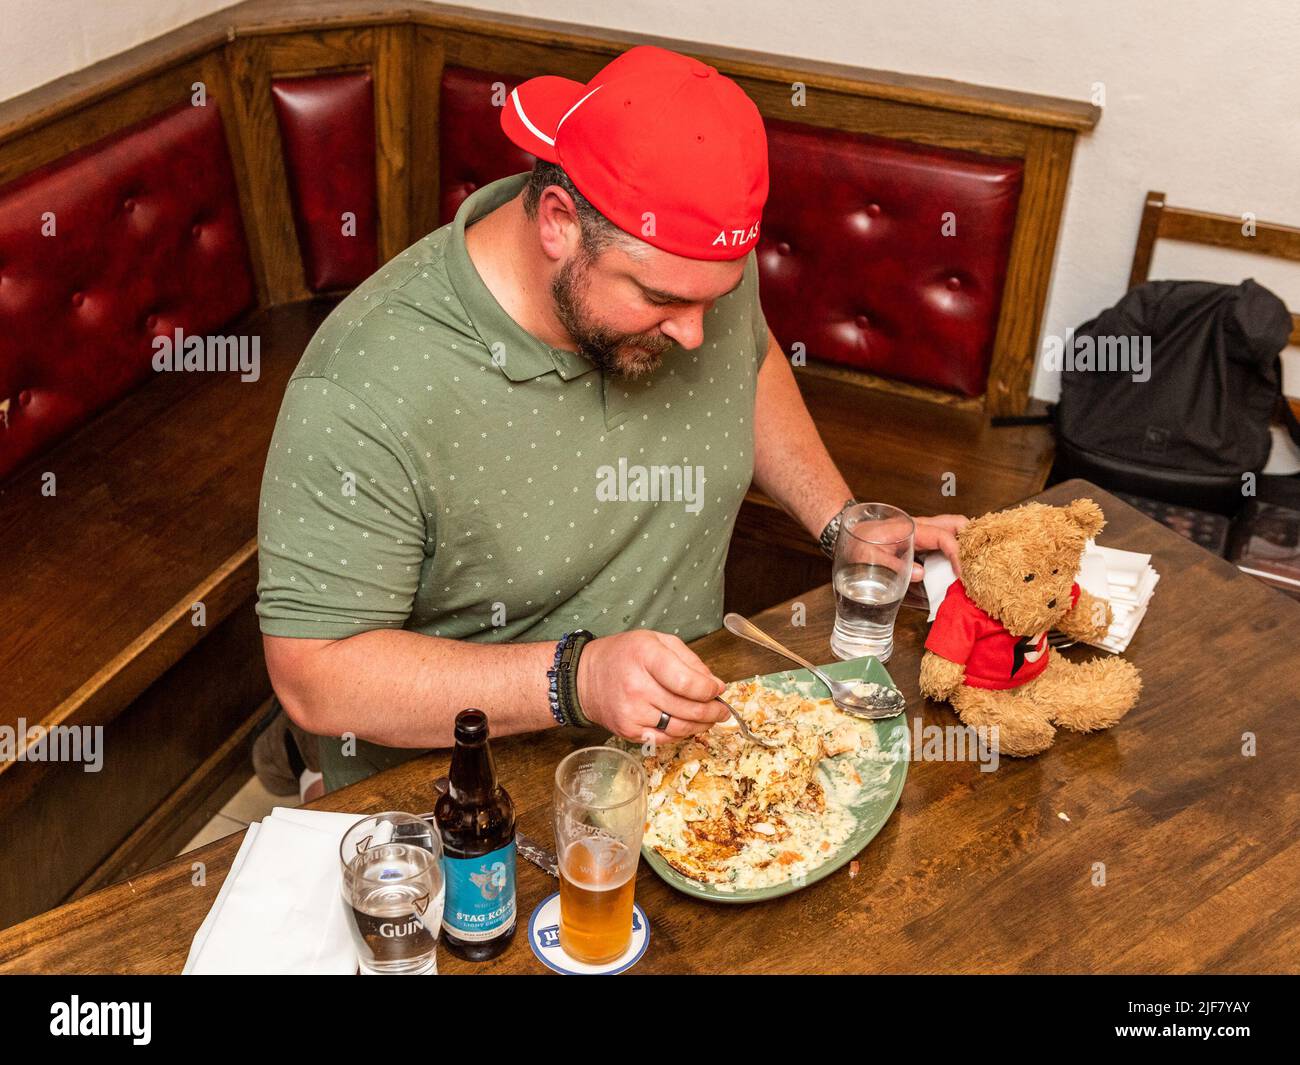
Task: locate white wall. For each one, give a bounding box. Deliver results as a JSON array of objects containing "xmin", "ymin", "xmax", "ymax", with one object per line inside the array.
[
  {"xmin": 4, "ymin": 0, "xmax": 1297, "ymax": 402},
  {"xmin": 0, "ymin": 0, "xmax": 240, "ymax": 101}
]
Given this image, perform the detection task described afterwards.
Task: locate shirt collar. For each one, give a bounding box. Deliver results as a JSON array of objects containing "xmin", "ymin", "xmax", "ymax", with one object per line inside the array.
[{"xmin": 444, "ymin": 172, "xmax": 598, "ymax": 385}]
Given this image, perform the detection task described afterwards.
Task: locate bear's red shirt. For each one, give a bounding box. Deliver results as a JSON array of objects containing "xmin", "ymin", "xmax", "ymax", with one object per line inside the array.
[{"xmin": 924, "ymin": 579, "xmax": 1081, "ymax": 690}]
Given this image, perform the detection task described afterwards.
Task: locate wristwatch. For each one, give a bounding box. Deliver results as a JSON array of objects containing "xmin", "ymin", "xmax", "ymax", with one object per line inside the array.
[{"xmin": 818, "ymin": 498, "xmax": 859, "ymax": 559}]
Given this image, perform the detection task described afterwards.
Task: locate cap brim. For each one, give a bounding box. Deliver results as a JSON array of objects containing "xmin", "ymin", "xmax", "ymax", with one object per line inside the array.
[{"xmin": 500, "ymin": 74, "xmax": 589, "ymax": 163}]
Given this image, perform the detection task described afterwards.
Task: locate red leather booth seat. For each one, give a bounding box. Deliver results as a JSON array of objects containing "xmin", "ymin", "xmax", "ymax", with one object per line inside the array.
[
  {"xmin": 434, "ymin": 65, "xmax": 1023, "ymax": 399},
  {"xmin": 759, "ymin": 118, "xmax": 1022, "ymax": 397},
  {"xmin": 271, "ymin": 70, "xmax": 380, "ymax": 292},
  {"xmin": 438, "ymin": 65, "xmax": 539, "ymax": 225},
  {"xmin": 0, "ymin": 101, "xmax": 254, "ymax": 481},
  {"xmin": 0, "ymin": 61, "xmax": 1026, "ymax": 485}
]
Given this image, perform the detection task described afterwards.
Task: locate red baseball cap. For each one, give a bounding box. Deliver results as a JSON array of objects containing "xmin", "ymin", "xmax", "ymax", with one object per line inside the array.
[{"xmin": 500, "ymin": 45, "xmax": 769, "ymax": 261}]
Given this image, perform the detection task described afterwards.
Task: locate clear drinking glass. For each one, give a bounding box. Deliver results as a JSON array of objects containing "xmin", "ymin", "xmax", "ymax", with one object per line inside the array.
[
  {"xmin": 339, "ymin": 811, "xmax": 445, "ymax": 975},
  {"xmin": 830, "ymin": 502, "xmax": 915, "ymax": 663},
  {"xmin": 553, "ymin": 747, "xmax": 647, "ymax": 966}
]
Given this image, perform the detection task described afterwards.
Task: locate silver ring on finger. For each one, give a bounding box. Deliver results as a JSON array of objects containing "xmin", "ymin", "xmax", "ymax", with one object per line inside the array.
[{"xmin": 655, "ymin": 711, "xmax": 671, "ymax": 731}]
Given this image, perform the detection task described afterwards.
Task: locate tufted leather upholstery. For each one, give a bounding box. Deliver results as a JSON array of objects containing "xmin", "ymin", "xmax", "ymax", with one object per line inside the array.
[
  {"xmin": 438, "ymin": 65, "xmax": 540, "ymax": 225},
  {"xmin": 758, "ymin": 118, "xmax": 1022, "ymax": 397},
  {"xmin": 271, "ymin": 70, "xmax": 379, "ymax": 292},
  {"xmin": 0, "ymin": 62, "xmax": 1027, "ymax": 484},
  {"xmin": 437, "ymin": 72, "xmax": 1021, "ymax": 398},
  {"xmin": 0, "ymin": 101, "xmax": 254, "ymax": 481}
]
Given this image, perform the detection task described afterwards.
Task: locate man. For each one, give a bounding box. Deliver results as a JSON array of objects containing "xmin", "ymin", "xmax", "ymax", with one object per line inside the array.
[{"xmin": 256, "ymin": 45, "xmax": 965, "ymax": 792}]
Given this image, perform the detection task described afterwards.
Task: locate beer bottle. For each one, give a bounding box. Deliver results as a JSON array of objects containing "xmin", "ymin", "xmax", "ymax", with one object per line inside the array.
[{"xmin": 434, "ymin": 708, "xmax": 517, "ymax": 960}]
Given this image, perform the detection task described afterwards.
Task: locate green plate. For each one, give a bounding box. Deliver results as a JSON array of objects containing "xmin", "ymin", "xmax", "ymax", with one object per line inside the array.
[{"xmin": 610, "ymin": 655, "xmax": 909, "ymax": 904}]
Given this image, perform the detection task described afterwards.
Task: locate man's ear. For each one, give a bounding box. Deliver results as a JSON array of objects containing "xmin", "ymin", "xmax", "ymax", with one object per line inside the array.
[{"xmin": 1064, "ymin": 498, "xmax": 1106, "ymax": 538}]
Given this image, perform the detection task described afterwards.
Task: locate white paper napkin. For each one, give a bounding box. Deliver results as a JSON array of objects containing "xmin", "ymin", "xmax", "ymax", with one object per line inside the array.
[
  {"xmin": 922, "ymin": 540, "xmax": 1158, "ymax": 653},
  {"xmin": 1075, "ymin": 543, "xmax": 1160, "ymax": 652},
  {"xmin": 183, "ymin": 807, "xmax": 370, "ymax": 975},
  {"xmin": 922, "ymin": 552, "xmax": 957, "ymax": 622}
]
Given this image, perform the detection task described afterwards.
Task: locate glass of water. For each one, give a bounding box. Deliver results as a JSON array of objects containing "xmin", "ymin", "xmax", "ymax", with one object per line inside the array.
[
  {"xmin": 829, "ymin": 502, "xmax": 915, "ymax": 663},
  {"xmin": 339, "ymin": 811, "xmax": 445, "ymax": 975}
]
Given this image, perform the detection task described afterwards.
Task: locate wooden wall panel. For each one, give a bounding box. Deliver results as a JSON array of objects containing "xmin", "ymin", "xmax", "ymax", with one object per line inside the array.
[
  {"xmin": 226, "ymin": 33, "xmax": 311, "ymax": 304},
  {"xmin": 225, "ymin": 22, "xmax": 415, "ymax": 301},
  {"xmin": 409, "ymin": 25, "xmax": 447, "ymax": 241},
  {"xmin": 986, "ymin": 126, "xmax": 1077, "ymax": 415},
  {"xmin": 373, "ymin": 24, "xmax": 413, "ymax": 259}
]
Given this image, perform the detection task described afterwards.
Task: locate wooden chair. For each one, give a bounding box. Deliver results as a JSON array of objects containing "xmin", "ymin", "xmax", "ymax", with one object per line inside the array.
[
  {"xmin": 1129, "ymin": 188, "xmax": 1300, "ymax": 437},
  {"xmin": 1129, "ymin": 189, "xmax": 1300, "ymax": 349}
]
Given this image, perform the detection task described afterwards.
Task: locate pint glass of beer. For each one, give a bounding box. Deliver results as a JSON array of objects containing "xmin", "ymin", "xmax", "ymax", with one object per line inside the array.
[{"xmin": 553, "ymin": 747, "xmax": 647, "ymax": 965}]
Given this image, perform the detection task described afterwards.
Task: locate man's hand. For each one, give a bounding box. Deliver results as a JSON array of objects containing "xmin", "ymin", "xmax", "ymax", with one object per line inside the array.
[
  {"xmin": 911, "ymin": 514, "xmax": 969, "ymax": 581},
  {"xmin": 577, "ymin": 630, "xmax": 729, "ymax": 744}
]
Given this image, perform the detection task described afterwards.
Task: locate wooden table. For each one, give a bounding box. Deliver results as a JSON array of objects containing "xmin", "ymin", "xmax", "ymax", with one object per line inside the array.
[{"xmin": 3, "ymin": 479, "xmax": 1298, "ymax": 974}]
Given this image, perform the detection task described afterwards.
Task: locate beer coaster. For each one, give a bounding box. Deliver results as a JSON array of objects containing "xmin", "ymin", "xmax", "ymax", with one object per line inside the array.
[{"xmin": 527, "ymin": 892, "xmax": 649, "ymax": 976}]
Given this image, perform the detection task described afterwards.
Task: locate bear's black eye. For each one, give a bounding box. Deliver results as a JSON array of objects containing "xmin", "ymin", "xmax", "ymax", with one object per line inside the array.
[
  {"xmin": 1052, "ymin": 568, "xmax": 1059, "ymax": 574},
  {"xmin": 1023, "ymin": 573, "xmax": 1035, "ymax": 582}
]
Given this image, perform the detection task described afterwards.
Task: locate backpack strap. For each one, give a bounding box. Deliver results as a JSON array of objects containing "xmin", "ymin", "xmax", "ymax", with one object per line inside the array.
[{"xmin": 991, "ymin": 403, "xmax": 1056, "ymax": 429}]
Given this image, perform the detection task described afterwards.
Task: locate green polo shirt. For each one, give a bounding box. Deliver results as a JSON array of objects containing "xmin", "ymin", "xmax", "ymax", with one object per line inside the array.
[{"xmin": 256, "ymin": 171, "xmax": 770, "ymax": 787}]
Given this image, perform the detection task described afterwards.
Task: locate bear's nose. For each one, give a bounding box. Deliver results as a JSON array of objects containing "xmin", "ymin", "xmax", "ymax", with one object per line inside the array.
[{"xmin": 1047, "ymin": 598, "xmax": 1057, "ymax": 609}]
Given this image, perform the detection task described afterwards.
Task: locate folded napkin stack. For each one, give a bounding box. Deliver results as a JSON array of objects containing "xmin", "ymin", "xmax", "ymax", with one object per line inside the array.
[
  {"xmin": 1074, "ymin": 542, "xmax": 1160, "ymax": 653},
  {"xmin": 183, "ymin": 807, "xmax": 366, "ymax": 975},
  {"xmin": 923, "ymin": 541, "xmax": 1158, "ymax": 654}
]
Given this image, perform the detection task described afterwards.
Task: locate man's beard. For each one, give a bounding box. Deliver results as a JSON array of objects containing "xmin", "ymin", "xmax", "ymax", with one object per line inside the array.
[{"xmin": 550, "ymin": 249, "xmax": 675, "ymax": 379}]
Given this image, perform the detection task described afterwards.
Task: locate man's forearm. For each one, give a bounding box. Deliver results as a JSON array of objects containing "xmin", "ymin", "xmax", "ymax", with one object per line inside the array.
[
  {"xmin": 264, "ymin": 629, "xmax": 558, "ymax": 748},
  {"xmin": 752, "ymin": 333, "xmax": 854, "ymax": 540}
]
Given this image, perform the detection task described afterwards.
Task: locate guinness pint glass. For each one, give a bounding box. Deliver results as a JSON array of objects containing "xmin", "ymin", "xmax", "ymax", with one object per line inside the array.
[{"xmin": 339, "ymin": 811, "xmax": 445, "ymax": 975}]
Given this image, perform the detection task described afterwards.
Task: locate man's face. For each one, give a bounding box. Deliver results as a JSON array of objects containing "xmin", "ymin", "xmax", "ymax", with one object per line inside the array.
[{"xmin": 550, "ymin": 238, "xmax": 747, "ymax": 380}]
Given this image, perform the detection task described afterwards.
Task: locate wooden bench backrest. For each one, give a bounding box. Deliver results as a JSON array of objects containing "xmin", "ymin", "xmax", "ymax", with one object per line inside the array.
[{"xmin": 0, "ymin": 2, "xmax": 1098, "ymax": 426}]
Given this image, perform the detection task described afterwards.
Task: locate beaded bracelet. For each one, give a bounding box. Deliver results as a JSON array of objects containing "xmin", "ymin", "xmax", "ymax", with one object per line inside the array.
[{"xmin": 547, "ymin": 629, "xmax": 596, "ymax": 727}]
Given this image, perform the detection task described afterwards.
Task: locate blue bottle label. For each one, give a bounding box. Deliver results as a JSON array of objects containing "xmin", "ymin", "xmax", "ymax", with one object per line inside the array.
[{"xmin": 441, "ymin": 840, "xmax": 517, "ymax": 941}]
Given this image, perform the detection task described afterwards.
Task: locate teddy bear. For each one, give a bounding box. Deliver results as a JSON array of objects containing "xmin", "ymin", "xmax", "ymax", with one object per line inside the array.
[{"xmin": 918, "ymin": 498, "xmax": 1141, "ymax": 757}]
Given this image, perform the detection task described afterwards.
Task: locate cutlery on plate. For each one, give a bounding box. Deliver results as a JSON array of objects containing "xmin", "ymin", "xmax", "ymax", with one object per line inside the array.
[
  {"xmin": 714, "ymin": 696, "xmax": 781, "ymax": 748},
  {"xmin": 722, "ymin": 612, "xmax": 906, "ymax": 719}
]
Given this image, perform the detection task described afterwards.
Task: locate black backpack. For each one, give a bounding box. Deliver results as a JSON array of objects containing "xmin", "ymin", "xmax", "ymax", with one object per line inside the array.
[{"xmin": 1052, "ymin": 278, "xmax": 1295, "ymax": 513}]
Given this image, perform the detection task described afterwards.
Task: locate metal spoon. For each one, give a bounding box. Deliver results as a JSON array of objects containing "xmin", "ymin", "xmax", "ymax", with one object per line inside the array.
[
  {"xmin": 714, "ymin": 696, "xmax": 781, "ymax": 749},
  {"xmin": 722, "ymin": 612, "xmax": 906, "ymax": 719}
]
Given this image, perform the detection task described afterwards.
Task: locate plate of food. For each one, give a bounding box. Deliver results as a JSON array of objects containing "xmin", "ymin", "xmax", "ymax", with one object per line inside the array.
[{"xmin": 610, "ymin": 655, "xmax": 909, "ymax": 903}]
